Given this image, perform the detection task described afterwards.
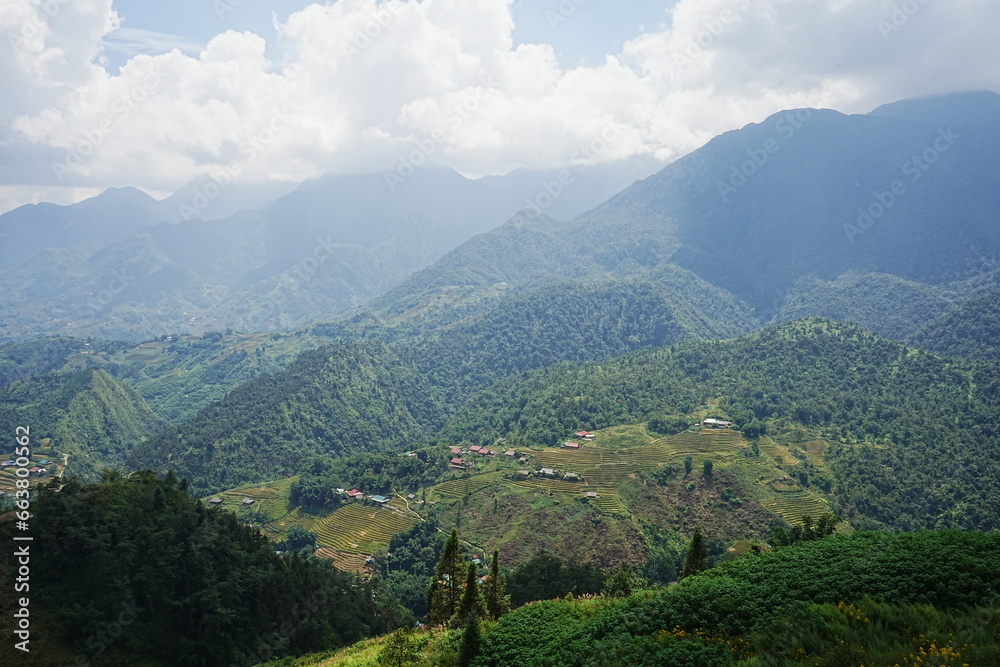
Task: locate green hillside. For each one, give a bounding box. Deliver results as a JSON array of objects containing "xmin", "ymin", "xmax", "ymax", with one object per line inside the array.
[
  {"xmin": 269, "ymin": 530, "xmax": 1000, "ymax": 667},
  {"xmin": 0, "ymin": 367, "xmax": 165, "ymax": 480},
  {"xmin": 403, "ymin": 278, "xmax": 755, "ymax": 403},
  {"xmin": 908, "ymin": 289, "xmax": 1000, "ymax": 358},
  {"xmin": 442, "ymin": 319, "xmax": 1000, "ymax": 531},
  {"xmin": 774, "ymin": 272, "xmax": 962, "ymax": 339},
  {"xmin": 0, "ymin": 473, "xmax": 406, "ymax": 667},
  {"xmin": 127, "ymin": 340, "xmax": 445, "ymax": 494}
]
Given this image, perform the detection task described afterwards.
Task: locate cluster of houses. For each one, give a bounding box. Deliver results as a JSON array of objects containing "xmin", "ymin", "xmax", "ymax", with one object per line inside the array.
[
  {"xmin": 448, "ymin": 444, "xmax": 521, "ymax": 470},
  {"xmin": 342, "ymin": 488, "xmax": 389, "ymax": 504},
  {"xmin": 0, "ymin": 459, "xmax": 50, "ymax": 476},
  {"xmin": 517, "ymin": 468, "xmax": 584, "ymax": 482}
]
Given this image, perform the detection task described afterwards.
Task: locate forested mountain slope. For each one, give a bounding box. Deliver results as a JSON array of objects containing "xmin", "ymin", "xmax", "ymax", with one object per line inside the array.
[
  {"xmin": 372, "ymin": 93, "xmax": 1000, "ymax": 333},
  {"xmin": 401, "ymin": 277, "xmax": 756, "ymax": 403},
  {"xmin": 443, "ymin": 319, "xmax": 1000, "ymax": 531},
  {"xmin": 0, "ymin": 368, "xmax": 165, "ymax": 479},
  {"xmin": 126, "ymin": 340, "xmax": 445, "ymax": 493},
  {"xmin": 908, "ymin": 290, "xmax": 1000, "ymax": 359}
]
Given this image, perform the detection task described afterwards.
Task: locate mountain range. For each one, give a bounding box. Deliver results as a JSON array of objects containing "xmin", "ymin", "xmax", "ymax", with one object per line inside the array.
[
  {"xmin": 4, "ymin": 90, "xmax": 1000, "ymax": 667},
  {"xmin": 0, "ymin": 159, "xmax": 658, "ymax": 341}
]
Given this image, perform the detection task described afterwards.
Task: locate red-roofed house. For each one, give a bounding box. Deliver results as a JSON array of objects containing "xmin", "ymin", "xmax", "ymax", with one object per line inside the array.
[
  {"xmin": 450, "ymin": 447, "xmax": 462, "ymax": 455},
  {"xmin": 469, "ymin": 445, "xmax": 483, "ymax": 453},
  {"xmin": 563, "ymin": 442, "xmax": 581, "ymax": 449},
  {"xmin": 450, "ymin": 458, "xmax": 465, "ymax": 469},
  {"xmin": 347, "ymin": 489, "xmax": 364, "ymax": 499},
  {"xmin": 575, "ymin": 431, "xmax": 590, "ymax": 438}
]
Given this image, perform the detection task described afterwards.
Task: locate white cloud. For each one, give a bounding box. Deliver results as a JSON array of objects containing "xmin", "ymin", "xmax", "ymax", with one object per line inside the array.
[{"xmin": 1, "ymin": 0, "xmax": 999, "ymax": 213}]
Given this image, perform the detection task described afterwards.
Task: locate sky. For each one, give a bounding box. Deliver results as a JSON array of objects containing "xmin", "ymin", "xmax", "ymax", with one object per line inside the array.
[{"xmin": 1, "ymin": 0, "xmax": 999, "ymax": 214}]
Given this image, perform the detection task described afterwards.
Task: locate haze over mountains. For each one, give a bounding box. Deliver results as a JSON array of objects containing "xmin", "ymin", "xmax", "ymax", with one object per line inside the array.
[
  {"xmin": 2, "ymin": 91, "xmax": 998, "ymax": 345},
  {"xmin": 4, "ymin": 92, "xmax": 1000, "ymax": 667},
  {"xmin": 373, "ymin": 92, "xmax": 1000, "ymax": 336},
  {"xmin": 0, "ymin": 159, "xmax": 657, "ymax": 340}
]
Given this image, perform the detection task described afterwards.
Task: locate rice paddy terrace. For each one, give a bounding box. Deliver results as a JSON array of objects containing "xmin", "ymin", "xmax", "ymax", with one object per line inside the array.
[
  {"xmin": 203, "ymin": 478, "xmax": 419, "ymax": 570},
  {"xmin": 430, "ymin": 426, "xmax": 836, "ymax": 525},
  {"xmin": 204, "ymin": 426, "xmax": 840, "ymax": 575}
]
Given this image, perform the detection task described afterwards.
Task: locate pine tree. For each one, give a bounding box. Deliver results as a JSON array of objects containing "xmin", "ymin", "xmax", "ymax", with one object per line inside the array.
[
  {"xmin": 454, "ymin": 559, "xmax": 482, "ymax": 627},
  {"xmin": 429, "ymin": 529, "xmax": 466, "ymax": 625},
  {"xmin": 681, "ymin": 526, "xmax": 708, "ymax": 579},
  {"xmin": 457, "ymin": 612, "xmax": 480, "ymax": 667},
  {"xmin": 483, "ymin": 550, "xmax": 510, "ymax": 620}
]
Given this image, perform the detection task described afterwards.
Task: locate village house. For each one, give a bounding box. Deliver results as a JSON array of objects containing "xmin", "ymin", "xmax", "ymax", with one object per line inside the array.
[
  {"xmin": 450, "ymin": 457, "xmax": 466, "ymax": 469},
  {"xmin": 585, "ymin": 491, "xmax": 599, "ymax": 499},
  {"xmin": 347, "ymin": 489, "xmax": 364, "ymax": 500},
  {"xmin": 450, "ymin": 447, "xmax": 463, "ymax": 455},
  {"xmin": 539, "ymin": 468, "xmax": 557, "ymax": 476},
  {"xmin": 564, "ymin": 472, "xmax": 581, "ymax": 481},
  {"xmin": 563, "ymin": 442, "xmax": 581, "ymax": 449},
  {"xmin": 504, "ymin": 449, "xmax": 517, "ymax": 457},
  {"xmin": 702, "ymin": 418, "xmax": 734, "ymax": 428},
  {"xmin": 209, "ymin": 497, "xmax": 223, "ymax": 505},
  {"xmin": 240, "ymin": 497, "xmax": 255, "ymax": 505},
  {"xmin": 369, "ymin": 495, "xmax": 389, "ymax": 504}
]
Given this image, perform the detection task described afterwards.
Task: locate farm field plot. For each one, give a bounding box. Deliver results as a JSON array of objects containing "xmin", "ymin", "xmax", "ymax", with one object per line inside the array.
[
  {"xmin": 583, "ymin": 462, "xmax": 636, "ymax": 485},
  {"xmin": 315, "ymin": 548, "xmax": 371, "ymax": 573},
  {"xmin": 758, "ymin": 436, "xmax": 801, "ymax": 466},
  {"xmin": 309, "ymin": 504, "xmax": 418, "ymax": 554},
  {"xmin": 762, "ymin": 489, "xmax": 831, "ymax": 525},
  {"xmin": 508, "ymin": 477, "xmax": 586, "ymax": 494},
  {"xmin": 534, "ymin": 448, "xmax": 604, "ymax": 470},
  {"xmin": 629, "ymin": 430, "xmax": 747, "ymax": 466},
  {"xmin": 432, "ymin": 472, "xmax": 502, "ymax": 498},
  {"xmin": 0, "ymin": 468, "xmax": 58, "ymax": 493},
  {"xmin": 208, "ymin": 477, "xmax": 297, "ymax": 518},
  {"xmin": 793, "ymin": 440, "xmax": 830, "ymax": 467}
]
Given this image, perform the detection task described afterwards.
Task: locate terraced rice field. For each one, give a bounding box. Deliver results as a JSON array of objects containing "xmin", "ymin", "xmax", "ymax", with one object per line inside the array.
[
  {"xmin": 508, "ymin": 478, "xmax": 585, "ymax": 494},
  {"xmin": 0, "ymin": 468, "xmax": 58, "ymax": 493},
  {"xmin": 209, "ymin": 477, "xmax": 297, "ymax": 519},
  {"xmin": 762, "ymin": 488, "xmax": 831, "ymax": 525},
  {"xmin": 585, "ymin": 486, "xmax": 626, "ymax": 514},
  {"xmin": 583, "ymin": 462, "xmax": 635, "ymax": 485},
  {"xmin": 534, "ymin": 448, "xmax": 604, "ymax": 470},
  {"xmin": 315, "ymin": 548, "xmax": 372, "ymax": 573},
  {"xmin": 309, "ymin": 504, "xmax": 417, "ymax": 554},
  {"xmin": 794, "ymin": 440, "xmax": 830, "ymax": 467},
  {"xmin": 757, "ymin": 436, "xmax": 801, "ymax": 466},
  {"xmin": 432, "ymin": 473, "xmax": 502, "ymax": 498}
]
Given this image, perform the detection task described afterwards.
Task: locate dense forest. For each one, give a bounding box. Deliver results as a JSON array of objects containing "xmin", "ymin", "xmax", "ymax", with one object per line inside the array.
[
  {"xmin": 908, "ymin": 290, "xmax": 1000, "ymax": 359},
  {"xmin": 125, "ymin": 341, "xmax": 445, "ymax": 494},
  {"xmin": 0, "ymin": 473, "xmax": 408, "ymax": 666}
]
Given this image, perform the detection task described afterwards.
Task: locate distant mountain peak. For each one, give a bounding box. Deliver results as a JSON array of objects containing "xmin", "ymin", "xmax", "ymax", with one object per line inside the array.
[{"xmin": 869, "ymin": 90, "xmax": 1000, "ymax": 127}]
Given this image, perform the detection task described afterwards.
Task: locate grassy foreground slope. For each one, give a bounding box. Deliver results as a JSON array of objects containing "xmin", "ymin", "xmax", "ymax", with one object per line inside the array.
[{"xmin": 273, "ymin": 531, "xmax": 1000, "ymax": 667}]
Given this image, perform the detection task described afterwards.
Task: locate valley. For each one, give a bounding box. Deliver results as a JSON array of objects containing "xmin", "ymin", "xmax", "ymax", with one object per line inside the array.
[{"xmin": 3, "ymin": 91, "xmax": 1000, "ymax": 666}]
